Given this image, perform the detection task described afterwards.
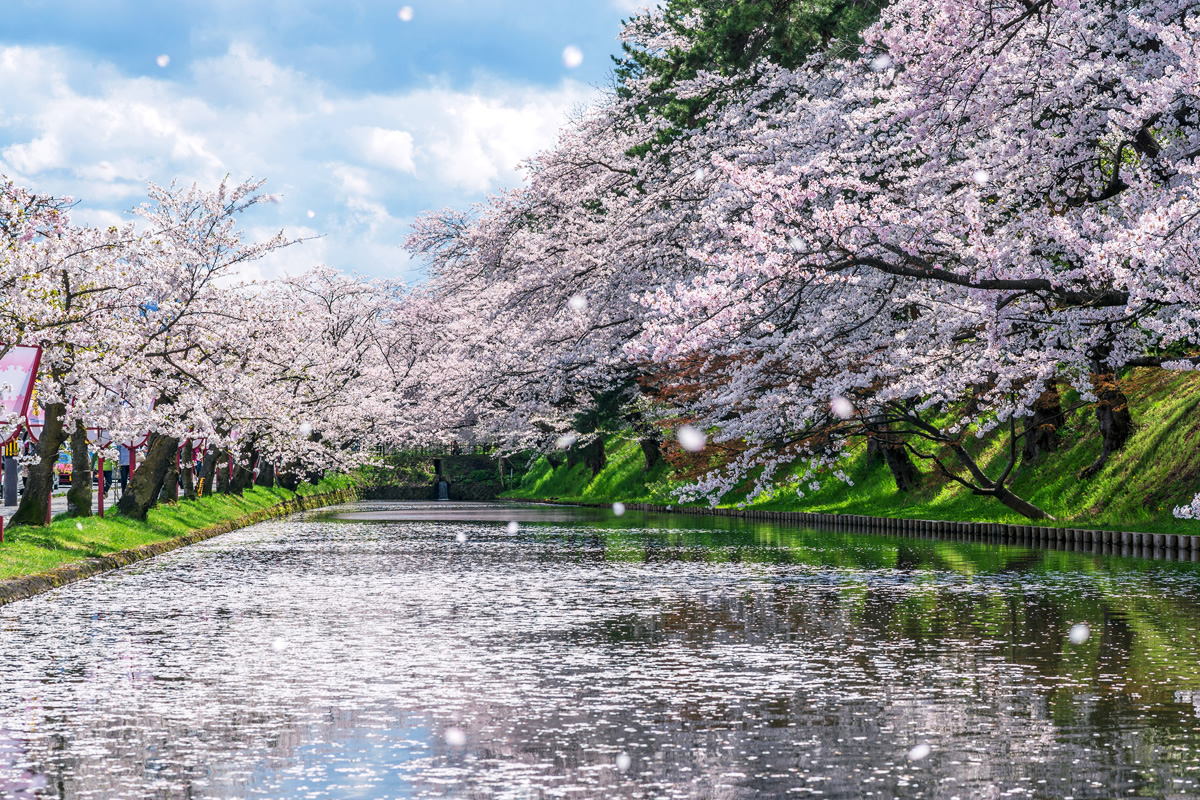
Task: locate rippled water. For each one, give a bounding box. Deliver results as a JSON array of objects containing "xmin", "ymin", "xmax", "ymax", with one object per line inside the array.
[{"xmin": 4, "ymin": 502, "xmax": 1200, "ymax": 799}]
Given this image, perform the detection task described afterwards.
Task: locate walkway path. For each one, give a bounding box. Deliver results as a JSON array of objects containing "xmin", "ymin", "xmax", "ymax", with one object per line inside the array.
[{"xmin": 1, "ymin": 487, "xmax": 121, "ymax": 527}]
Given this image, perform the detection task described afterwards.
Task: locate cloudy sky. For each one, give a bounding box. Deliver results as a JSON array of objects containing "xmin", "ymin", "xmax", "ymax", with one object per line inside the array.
[{"xmin": 1, "ymin": 0, "xmax": 650, "ymax": 281}]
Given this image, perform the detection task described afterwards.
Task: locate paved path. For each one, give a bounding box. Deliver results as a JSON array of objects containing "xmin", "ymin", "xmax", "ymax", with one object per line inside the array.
[{"xmin": 1, "ymin": 487, "xmax": 122, "ymax": 527}]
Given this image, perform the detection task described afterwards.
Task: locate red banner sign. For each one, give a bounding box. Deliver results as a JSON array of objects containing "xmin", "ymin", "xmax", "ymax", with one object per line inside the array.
[{"xmin": 0, "ymin": 344, "xmax": 42, "ymax": 445}]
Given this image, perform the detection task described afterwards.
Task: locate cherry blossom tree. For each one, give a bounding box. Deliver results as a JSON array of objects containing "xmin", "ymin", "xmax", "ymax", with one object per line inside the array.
[{"xmin": 634, "ymin": 0, "xmax": 1200, "ymax": 517}]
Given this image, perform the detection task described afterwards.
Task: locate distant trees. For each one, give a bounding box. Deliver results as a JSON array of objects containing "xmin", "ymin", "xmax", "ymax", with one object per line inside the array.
[{"xmin": 0, "ymin": 179, "xmax": 439, "ymax": 525}]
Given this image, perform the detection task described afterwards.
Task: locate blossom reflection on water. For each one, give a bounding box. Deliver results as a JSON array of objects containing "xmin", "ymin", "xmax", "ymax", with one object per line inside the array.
[{"xmin": 2, "ymin": 502, "xmax": 1200, "ymax": 798}]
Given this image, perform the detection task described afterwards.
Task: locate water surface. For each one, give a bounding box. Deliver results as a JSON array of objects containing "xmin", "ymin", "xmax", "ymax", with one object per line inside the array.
[{"xmin": 2, "ymin": 501, "xmax": 1200, "ymax": 799}]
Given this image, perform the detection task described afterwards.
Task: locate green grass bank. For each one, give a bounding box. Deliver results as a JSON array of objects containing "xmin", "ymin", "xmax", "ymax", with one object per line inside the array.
[
  {"xmin": 0, "ymin": 476, "xmax": 355, "ymax": 583},
  {"xmin": 505, "ymin": 370, "xmax": 1200, "ymax": 535}
]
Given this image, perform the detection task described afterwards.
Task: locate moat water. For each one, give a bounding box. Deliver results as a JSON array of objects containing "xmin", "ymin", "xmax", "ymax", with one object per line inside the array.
[{"xmin": 3, "ymin": 501, "xmax": 1200, "ymax": 799}]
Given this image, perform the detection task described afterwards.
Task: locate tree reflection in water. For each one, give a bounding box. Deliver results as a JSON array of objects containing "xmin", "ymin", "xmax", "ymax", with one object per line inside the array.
[{"xmin": 0, "ymin": 502, "xmax": 1199, "ymax": 799}]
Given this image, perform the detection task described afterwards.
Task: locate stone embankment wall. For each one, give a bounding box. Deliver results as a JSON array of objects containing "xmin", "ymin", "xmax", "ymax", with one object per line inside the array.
[
  {"xmin": 515, "ymin": 499, "xmax": 1200, "ymax": 561},
  {"xmin": 0, "ymin": 488, "xmax": 358, "ymax": 608}
]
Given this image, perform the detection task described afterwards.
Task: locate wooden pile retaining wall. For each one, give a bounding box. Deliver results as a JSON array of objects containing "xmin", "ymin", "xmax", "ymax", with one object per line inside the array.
[{"xmin": 513, "ymin": 499, "xmax": 1200, "ymax": 561}]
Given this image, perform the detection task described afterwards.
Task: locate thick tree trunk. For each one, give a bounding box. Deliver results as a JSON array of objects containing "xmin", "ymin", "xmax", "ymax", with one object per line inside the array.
[
  {"xmin": 10, "ymin": 401, "xmax": 68, "ymax": 527},
  {"xmin": 66, "ymin": 421, "xmax": 92, "ymax": 517},
  {"xmin": 215, "ymin": 450, "xmax": 232, "ymax": 494},
  {"xmin": 254, "ymin": 458, "xmax": 275, "ymax": 488},
  {"xmin": 993, "ymin": 485, "xmax": 1053, "ymax": 520},
  {"xmin": 278, "ymin": 468, "xmax": 300, "ymax": 492},
  {"xmin": 159, "ymin": 459, "xmax": 179, "ymax": 504},
  {"xmin": 1022, "ymin": 381, "xmax": 1065, "ymax": 465},
  {"xmin": 880, "ymin": 443, "xmax": 921, "ymax": 492},
  {"xmin": 866, "ymin": 416, "xmax": 921, "ymax": 492},
  {"xmin": 180, "ymin": 441, "xmax": 196, "ymax": 501},
  {"xmin": 230, "ymin": 445, "xmax": 256, "ymax": 494},
  {"xmin": 199, "ymin": 446, "xmax": 219, "ymax": 498},
  {"xmin": 117, "ymin": 433, "xmax": 180, "ymax": 520},
  {"xmin": 948, "ymin": 442, "xmax": 1053, "ymax": 520},
  {"xmin": 566, "ymin": 438, "xmax": 606, "ymax": 476},
  {"xmin": 1080, "ymin": 371, "xmax": 1134, "ymax": 479},
  {"xmin": 640, "ymin": 437, "xmax": 663, "ymax": 471}
]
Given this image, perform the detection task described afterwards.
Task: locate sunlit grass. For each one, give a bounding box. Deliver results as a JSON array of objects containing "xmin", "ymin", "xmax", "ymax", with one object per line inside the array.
[
  {"xmin": 505, "ymin": 436, "xmax": 676, "ymax": 505},
  {"xmin": 504, "ymin": 370, "xmax": 1200, "ymax": 534},
  {"xmin": 0, "ymin": 476, "xmax": 353, "ymax": 581}
]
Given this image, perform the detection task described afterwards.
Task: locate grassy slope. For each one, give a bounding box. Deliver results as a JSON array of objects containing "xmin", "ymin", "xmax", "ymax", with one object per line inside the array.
[
  {"xmin": 0, "ymin": 476, "xmax": 353, "ymax": 581},
  {"xmin": 505, "ymin": 369, "xmax": 1200, "ymax": 534}
]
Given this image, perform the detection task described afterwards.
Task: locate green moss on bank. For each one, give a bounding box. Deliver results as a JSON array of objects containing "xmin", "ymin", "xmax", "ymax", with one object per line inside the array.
[
  {"xmin": 504, "ymin": 370, "xmax": 1200, "ymax": 534},
  {"xmin": 0, "ymin": 476, "xmax": 354, "ymax": 581}
]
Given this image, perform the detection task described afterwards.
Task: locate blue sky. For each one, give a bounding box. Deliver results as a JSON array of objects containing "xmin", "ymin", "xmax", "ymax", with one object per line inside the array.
[{"xmin": 0, "ymin": 0, "xmax": 651, "ymax": 281}]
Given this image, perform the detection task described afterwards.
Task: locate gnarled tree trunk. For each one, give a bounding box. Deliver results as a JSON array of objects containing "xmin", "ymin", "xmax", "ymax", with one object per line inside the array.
[
  {"xmin": 66, "ymin": 420, "xmax": 92, "ymax": 517},
  {"xmin": 947, "ymin": 441, "xmax": 1053, "ymax": 520},
  {"xmin": 567, "ymin": 438, "xmax": 606, "ymax": 477},
  {"xmin": 118, "ymin": 433, "xmax": 180, "ymax": 520},
  {"xmin": 640, "ymin": 437, "xmax": 663, "ymax": 471},
  {"xmin": 159, "ymin": 458, "xmax": 179, "ymax": 504},
  {"xmin": 1080, "ymin": 370, "xmax": 1133, "ymax": 479},
  {"xmin": 1022, "ymin": 381, "xmax": 1065, "ymax": 465},
  {"xmin": 866, "ymin": 416, "xmax": 921, "ymax": 492},
  {"xmin": 10, "ymin": 401, "xmax": 68, "ymax": 527}
]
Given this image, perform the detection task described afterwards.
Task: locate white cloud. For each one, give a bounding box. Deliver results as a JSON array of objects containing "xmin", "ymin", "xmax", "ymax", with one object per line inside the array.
[
  {"xmin": 359, "ymin": 127, "xmax": 416, "ymax": 174},
  {"xmin": 0, "ymin": 42, "xmax": 598, "ymax": 281}
]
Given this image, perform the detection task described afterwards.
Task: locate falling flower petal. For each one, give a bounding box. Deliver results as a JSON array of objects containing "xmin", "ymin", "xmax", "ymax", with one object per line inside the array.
[
  {"xmin": 907, "ymin": 744, "xmax": 931, "ymax": 761},
  {"xmin": 677, "ymin": 425, "xmax": 706, "ymax": 453},
  {"xmin": 562, "ymin": 46, "xmax": 584, "ymax": 69}
]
